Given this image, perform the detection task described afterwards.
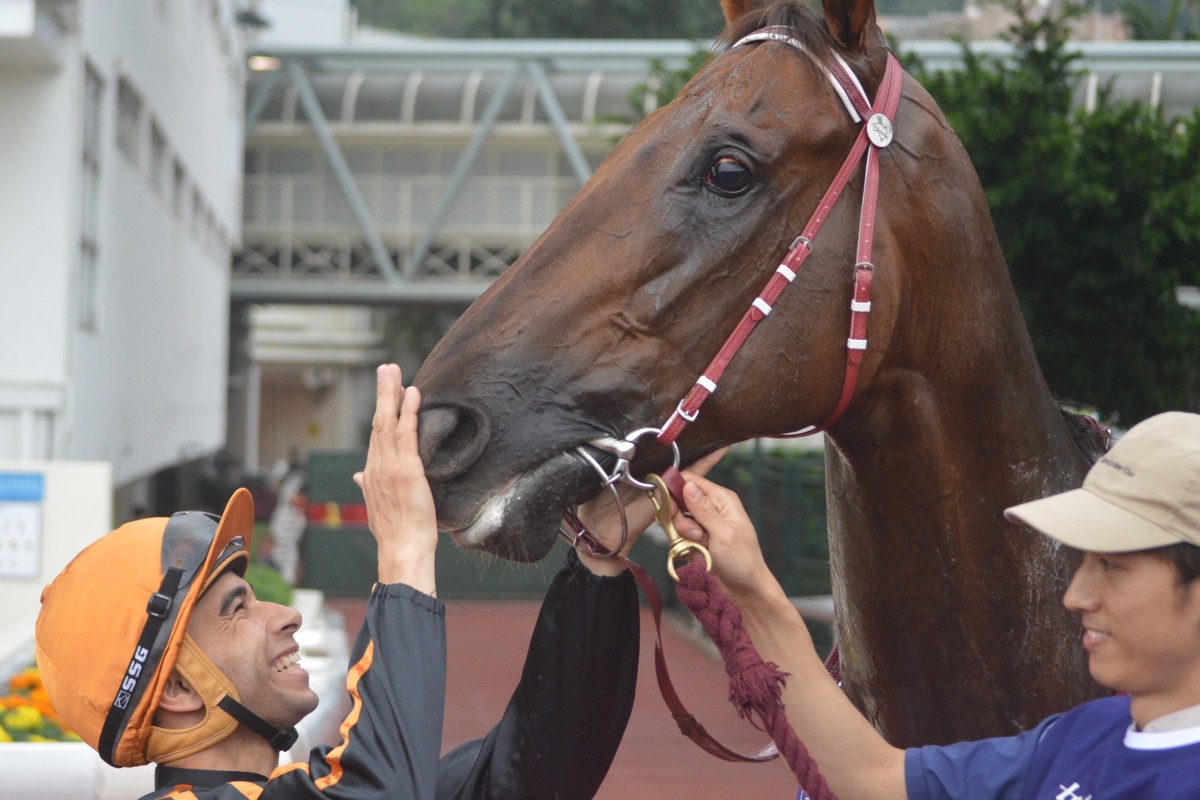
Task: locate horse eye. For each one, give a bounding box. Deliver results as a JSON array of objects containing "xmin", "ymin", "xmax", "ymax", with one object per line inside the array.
[{"xmin": 704, "ymin": 156, "xmax": 753, "ymax": 196}]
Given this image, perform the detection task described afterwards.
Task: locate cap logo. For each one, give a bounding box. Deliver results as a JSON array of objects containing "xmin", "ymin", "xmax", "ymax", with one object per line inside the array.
[{"xmin": 1099, "ymin": 455, "xmax": 1135, "ymax": 477}]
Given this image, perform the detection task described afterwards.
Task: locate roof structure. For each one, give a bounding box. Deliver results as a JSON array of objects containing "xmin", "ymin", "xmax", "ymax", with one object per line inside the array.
[{"xmin": 235, "ymin": 38, "xmax": 1200, "ymax": 307}]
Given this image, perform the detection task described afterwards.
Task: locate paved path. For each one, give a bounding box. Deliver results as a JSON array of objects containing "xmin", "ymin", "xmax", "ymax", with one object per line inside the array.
[{"xmin": 326, "ymin": 597, "xmax": 800, "ymax": 799}]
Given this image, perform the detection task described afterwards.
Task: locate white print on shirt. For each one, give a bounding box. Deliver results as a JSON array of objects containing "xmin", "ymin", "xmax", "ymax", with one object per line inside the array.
[{"xmin": 1056, "ymin": 782, "xmax": 1092, "ymax": 800}]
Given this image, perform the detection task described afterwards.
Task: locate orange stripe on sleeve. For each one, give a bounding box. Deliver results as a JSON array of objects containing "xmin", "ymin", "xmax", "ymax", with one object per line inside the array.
[
  {"xmin": 270, "ymin": 761, "xmax": 310, "ymax": 778},
  {"xmin": 314, "ymin": 639, "xmax": 374, "ymax": 791}
]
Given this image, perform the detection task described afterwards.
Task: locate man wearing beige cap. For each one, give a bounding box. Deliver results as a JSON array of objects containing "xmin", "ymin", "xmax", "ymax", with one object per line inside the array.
[{"xmin": 666, "ymin": 410, "xmax": 1200, "ymax": 800}]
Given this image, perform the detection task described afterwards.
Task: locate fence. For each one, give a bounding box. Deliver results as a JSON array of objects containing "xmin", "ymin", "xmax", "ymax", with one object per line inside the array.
[
  {"xmin": 706, "ymin": 445, "xmax": 830, "ymax": 599},
  {"xmin": 703, "ymin": 445, "xmax": 833, "ymax": 655}
]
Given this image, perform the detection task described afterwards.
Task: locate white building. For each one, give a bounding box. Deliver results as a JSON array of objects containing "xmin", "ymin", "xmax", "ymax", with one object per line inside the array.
[{"xmin": 0, "ymin": 0, "xmax": 247, "ymax": 517}]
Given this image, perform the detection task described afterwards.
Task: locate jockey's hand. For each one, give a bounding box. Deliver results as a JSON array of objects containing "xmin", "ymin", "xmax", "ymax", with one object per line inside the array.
[
  {"xmin": 575, "ymin": 446, "xmax": 729, "ymax": 576},
  {"xmin": 670, "ymin": 472, "xmax": 771, "ymax": 601},
  {"xmin": 354, "ymin": 364, "xmax": 438, "ymax": 595}
]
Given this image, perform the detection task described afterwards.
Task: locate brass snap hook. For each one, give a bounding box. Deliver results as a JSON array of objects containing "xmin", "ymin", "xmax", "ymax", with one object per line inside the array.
[{"xmin": 646, "ymin": 473, "xmax": 713, "ymax": 582}]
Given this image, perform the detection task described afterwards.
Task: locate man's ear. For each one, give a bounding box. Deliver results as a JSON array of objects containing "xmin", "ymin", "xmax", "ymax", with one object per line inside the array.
[{"xmin": 157, "ymin": 669, "xmax": 204, "ymax": 714}]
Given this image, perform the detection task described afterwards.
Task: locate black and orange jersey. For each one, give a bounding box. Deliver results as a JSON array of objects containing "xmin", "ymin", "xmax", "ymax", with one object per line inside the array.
[{"xmin": 139, "ymin": 552, "xmax": 640, "ymax": 800}]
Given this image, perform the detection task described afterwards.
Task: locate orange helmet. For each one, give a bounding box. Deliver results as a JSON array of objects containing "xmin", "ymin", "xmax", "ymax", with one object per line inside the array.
[{"xmin": 35, "ymin": 488, "xmax": 293, "ymax": 767}]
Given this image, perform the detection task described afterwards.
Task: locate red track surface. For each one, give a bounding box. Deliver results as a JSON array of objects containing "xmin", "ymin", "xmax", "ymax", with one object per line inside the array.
[{"xmin": 325, "ymin": 597, "xmax": 799, "ymax": 799}]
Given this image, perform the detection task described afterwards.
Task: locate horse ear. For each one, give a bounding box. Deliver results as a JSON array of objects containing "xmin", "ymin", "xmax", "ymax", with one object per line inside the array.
[
  {"xmin": 823, "ymin": 0, "xmax": 882, "ymax": 51},
  {"xmin": 720, "ymin": 0, "xmax": 755, "ymax": 26}
]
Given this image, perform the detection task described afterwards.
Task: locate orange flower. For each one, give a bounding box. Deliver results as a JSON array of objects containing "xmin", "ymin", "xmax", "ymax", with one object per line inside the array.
[
  {"xmin": 8, "ymin": 668, "xmax": 40, "ymax": 692},
  {"xmin": 29, "ymin": 691, "xmax": 57, "ymax": 720},
  {"xmin": 1, "ymin": 665, "xmax": 79, "ymax": 740}
]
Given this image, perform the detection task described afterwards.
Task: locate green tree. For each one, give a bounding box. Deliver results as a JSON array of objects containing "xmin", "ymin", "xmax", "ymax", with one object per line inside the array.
[
  {"xmin": 352, "ymin": 0, "xmax": 488, "ymax": 37},
  {"xmin": 353, "ymin": 0, "xmax": 726, "ymax": 38}
]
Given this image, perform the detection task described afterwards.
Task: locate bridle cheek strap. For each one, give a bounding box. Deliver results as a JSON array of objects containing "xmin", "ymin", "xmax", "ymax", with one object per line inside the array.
[{"xmin": 658, "ymin": 47, "xmax": 903, "ymax": 446}]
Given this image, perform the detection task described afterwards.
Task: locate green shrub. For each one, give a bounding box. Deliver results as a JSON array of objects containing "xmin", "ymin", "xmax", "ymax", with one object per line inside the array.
[{"xmin": 246, "ymin": 562, "xmax": 294, "ymax": 607}]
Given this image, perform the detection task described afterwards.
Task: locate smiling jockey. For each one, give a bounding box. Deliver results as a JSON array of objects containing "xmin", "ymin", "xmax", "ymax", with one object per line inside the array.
[{"xmin": 35, "ymin": 364, "xmax": 644, "ymax": 800}]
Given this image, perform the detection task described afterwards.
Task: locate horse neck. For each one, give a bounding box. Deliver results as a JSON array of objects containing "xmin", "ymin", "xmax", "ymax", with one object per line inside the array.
[
  {"xmin": 817, "ymin": 250, "xmax": 1098, "ymax": 743},
  {"xmin": 824, "ymin": 226, "xmax": 1091, "ymax": 564}
]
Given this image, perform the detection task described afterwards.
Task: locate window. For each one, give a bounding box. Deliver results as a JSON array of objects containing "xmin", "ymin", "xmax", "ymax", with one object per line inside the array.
[
  {"xmin": 205, "ymin": 207, "xmax": 216, "ymax": 253},
  {"xmin": 80, "ymin": 60, "xmax": 105, "ymax": 332},
  {"xmin": 149, "ymin": 118, "xmax": 167, "ymax": 194},
  {"xmin": 116, "ymin": 75, "xmax": 142, "ymax": 164},
  {"xmin": 266, "ymin": 147, "xmax": 318, "ymax": 175},
  {"xmin": 82, "ymin": 62, "xmax": 103, "ymax": 169},
  {"xmin": 191, "ymin": 187, "xmax": 204, "ymax": 238},
  {"xmin": 172, "ymin": 158, "xmax": 187, "ymax": 217}
]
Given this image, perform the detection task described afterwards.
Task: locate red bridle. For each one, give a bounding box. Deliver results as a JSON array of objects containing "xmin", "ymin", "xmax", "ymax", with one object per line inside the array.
[
  {"xmin": 657, "ymin": 31, "xmax": 904, "ymax": 447},
  {"xmin": 564, "ymin": 32, "xmax": 907, "ymax": 768}
]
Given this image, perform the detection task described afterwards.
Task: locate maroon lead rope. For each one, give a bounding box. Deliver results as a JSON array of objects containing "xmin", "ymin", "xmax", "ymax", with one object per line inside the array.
[
  {"xmin": 675, "ymin": 559, "xmax": 836, "ymax": 800},
  {"xmin": 656, "ymin": 465, "xmax": 838, "ymax": 800}
]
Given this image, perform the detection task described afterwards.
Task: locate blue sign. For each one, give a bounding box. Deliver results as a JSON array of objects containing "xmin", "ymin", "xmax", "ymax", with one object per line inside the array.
[{"xmin": 0, "ymin": 472, "xmax": 45, "ymax": 502}]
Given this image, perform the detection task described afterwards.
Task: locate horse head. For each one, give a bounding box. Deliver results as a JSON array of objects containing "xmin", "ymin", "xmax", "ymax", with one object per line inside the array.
[
  {"xmin": 419, "ymin": 0, "xmax": 898, "ymax": 555},
  {"xmin": 415, "ymin": 0, "xmax": 1103, "ymax": 744}
]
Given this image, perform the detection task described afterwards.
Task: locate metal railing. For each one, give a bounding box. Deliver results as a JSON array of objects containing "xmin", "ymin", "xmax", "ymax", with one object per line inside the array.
[{"xmin": 242, "ymin": 173, "xmax": 579, "ymax": 240}]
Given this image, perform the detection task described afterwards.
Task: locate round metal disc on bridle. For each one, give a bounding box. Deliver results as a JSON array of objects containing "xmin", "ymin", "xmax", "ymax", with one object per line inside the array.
[{"xmin": 867, "ymin": 113, "xmax": 893, "ymax": 147}]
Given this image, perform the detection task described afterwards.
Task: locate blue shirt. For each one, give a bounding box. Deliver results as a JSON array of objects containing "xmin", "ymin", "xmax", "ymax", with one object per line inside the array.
[{"xmin": 905, "ymin": 695, "xmax": 1200, "ymax": 799}]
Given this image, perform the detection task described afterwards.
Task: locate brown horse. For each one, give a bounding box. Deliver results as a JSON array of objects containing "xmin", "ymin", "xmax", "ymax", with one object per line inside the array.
[{"xmin": 413, "ymin": 0, "xmax": 1105, "ymax": 747}]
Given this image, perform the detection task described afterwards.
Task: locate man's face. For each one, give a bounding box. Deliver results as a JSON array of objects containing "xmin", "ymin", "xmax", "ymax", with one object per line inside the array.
[
  {"xmin": 187, "ymin": 570, "xmax": 319, "ymax": 728},
  {"xmin": 1064, "ymin": 551, "xmax": 1200, "ymax": 709}
]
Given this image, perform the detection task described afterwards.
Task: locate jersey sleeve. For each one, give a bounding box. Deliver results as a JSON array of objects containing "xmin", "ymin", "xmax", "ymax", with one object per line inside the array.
[
  {"xmin": 435, "ymin": 551, "xmax": 640, "ymax": 800},
  {"xmin": 260, "ymin": 582, "xmax": 448, "ymax": 800},
  {"xmin": 904, "ymin": 715, "xmax": 1058, "ymax": 800}
]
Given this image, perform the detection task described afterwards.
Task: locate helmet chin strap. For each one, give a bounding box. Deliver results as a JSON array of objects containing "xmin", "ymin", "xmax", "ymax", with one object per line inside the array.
[
  {"xmin": 148, "ymin": 637, "xmax": 299, "ymax": 763},
  {"xmin": 216, "ymin": 695, "xmax": 299, "ymax": 752}
]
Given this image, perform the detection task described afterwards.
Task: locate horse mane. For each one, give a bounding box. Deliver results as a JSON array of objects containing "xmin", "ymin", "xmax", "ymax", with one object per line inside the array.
[
  {"xmin": 715, "ymin": 1, "xmax": 836, "ymax": 65},
  {"xmin": 1059, "ymin": 408, "xmax": 1111, "ymax": 465}
]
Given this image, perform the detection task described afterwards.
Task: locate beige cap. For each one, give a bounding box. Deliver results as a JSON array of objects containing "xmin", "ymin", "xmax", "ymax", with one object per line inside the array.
[{"xmin": 1005, "ymin": 411, "xmax": 1200, "ymax": 552}]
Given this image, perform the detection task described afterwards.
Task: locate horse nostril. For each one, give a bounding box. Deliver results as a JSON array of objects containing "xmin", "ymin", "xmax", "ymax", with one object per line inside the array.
[{"xmin": 417, "ymin": 403, "xmax": 491, "ymax": 482}]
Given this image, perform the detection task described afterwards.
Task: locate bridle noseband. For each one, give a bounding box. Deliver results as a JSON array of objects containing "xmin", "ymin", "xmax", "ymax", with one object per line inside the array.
[{"xmin": 563, "ymin": 28, "xmax": 903, "ymax": 555}]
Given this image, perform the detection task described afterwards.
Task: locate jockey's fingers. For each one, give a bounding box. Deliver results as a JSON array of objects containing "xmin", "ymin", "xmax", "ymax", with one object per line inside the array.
[
  {"xmin": 363, "ymin": 364, "xmax": 404, "ymax": 485},
  {"xmin": 371, "ymin": 365, "xmax": 398, "ymax": 432},
  {"xmin": 678, "ymin": 477, "xmax": 722, "ymax": 526},
  {"xmin": 394, "ymin": 386, "xmax": 428, "ymax": 482},
  {"xmin": 397, "ymin": 385, "xmax": 421, "ymax": 443}
]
